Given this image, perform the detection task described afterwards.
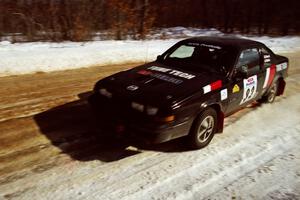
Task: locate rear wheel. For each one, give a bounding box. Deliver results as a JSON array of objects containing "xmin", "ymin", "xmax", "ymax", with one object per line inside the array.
[
  {"xmin": 189, "ymin": 108, "xmax": 217, "ymax": 149},
  {"xmin": 258, "ymin": 81, "xmax": 278, "ymax": 103}
]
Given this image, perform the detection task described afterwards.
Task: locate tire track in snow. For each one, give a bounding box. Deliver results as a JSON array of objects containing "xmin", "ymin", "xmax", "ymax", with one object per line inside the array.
[
  {"xmin": 0, "ymin": 54, "xmax": 300, "ymax": 199},
  {"xmin": 6, "ymin": 93, "xmax": 299, "ymax": 200},
  {"xmin": 96, "ymin": 100, "xmax": 300, "ymax": 200},
  {"xmin": 208, "ymin": 146, "xmax": 300, "ymax": 199}
]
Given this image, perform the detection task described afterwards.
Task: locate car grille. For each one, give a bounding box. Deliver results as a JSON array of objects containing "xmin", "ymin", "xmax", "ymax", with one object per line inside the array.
[{"xmin": 95, "ymin": 91, "xmax": 146, "ymax": 123}]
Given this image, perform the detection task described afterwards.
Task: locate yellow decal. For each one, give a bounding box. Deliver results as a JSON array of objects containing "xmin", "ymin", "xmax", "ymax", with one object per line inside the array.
[{"xmin": 233, "ymin": 84, "xmax": 240, "ymax": 93}]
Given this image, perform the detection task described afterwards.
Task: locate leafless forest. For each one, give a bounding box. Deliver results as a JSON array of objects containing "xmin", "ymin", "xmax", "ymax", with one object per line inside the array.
[{"xmin": 0, "ymin": 0, "xmax": 299, "ymax": 42}]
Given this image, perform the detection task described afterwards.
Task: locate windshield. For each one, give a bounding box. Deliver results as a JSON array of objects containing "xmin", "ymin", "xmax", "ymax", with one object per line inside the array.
[{"xmin": 161, "ymin": 43, "xmax": 236, "ymax": 75}]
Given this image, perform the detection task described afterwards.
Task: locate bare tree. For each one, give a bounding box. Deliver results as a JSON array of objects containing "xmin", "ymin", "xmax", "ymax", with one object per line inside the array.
[{"xmin": 0, "ymin": 0, "xmax": 298, "ymax": 42}]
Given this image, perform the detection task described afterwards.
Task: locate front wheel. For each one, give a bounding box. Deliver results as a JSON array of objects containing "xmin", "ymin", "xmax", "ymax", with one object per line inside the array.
[{"xmin": 189, "ymin": 108, "xmax": 217, "ymax": 149}]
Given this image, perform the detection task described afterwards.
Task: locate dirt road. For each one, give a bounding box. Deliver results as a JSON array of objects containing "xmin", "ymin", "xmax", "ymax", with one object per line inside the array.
[{"xmin": 0, "ymin": 54, "xmax": 299, "ymax": 200}]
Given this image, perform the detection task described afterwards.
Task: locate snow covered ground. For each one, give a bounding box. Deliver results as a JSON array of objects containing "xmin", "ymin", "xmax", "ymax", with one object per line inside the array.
[
  {"xmin": 1, "ymin": 28, "xmax": 300, "ymax": 200},
  {"xmin": 0, "ymin": 39, "xmax": 299, "ymax": 199},
  {"xmin": 1, "ymin": 27, "xmax": 300, "ymax": 77},
  {"xmin": 0, "ymin": 59, "xmax": 299, "ymax": 199}
]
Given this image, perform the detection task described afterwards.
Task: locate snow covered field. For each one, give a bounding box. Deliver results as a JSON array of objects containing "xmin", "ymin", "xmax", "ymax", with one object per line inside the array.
[{"xmin": 1, "ymin": 27, "xmax": 300, "ymax": 77}]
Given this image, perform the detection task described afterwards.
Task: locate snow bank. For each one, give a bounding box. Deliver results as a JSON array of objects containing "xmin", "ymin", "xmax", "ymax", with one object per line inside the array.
[
  {"xmin": 148, "ymin": 27, "xmax": 223, "ymax": 39},
  {"xmin": 1, "ymin": 27, "xmax": 300, "ymax": 77},
  {"xmin": 0, "ymin": 40, "xmax": 178, "ymax": 77},
  {"xmin": 243, "ymin": 35, "xmax": 300, "ymax": 53}
]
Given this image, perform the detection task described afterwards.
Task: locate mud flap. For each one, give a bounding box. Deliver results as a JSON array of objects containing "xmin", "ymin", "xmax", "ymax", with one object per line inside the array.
[
  {"xmin": 217, "ymin": 111, "xmax": 224, "ymax": 133},
  {"xmin": 277, "ymin": 78, "xmax": 286, "ymax": 96}
]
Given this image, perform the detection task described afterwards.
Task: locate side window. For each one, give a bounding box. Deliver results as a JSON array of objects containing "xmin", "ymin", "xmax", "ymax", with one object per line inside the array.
[
  {"xmin": 260, "ymin": 47, "xmax": 272, "ymax": 68},
  {"xmin": 236, "ymin": 48, "xmax": 260, "ymax": 76}
]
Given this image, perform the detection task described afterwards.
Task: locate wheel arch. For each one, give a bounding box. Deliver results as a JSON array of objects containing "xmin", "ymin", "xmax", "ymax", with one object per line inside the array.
[{"xmin": 197, "ymin": 102, "xmax": 224, "ymax": 134}]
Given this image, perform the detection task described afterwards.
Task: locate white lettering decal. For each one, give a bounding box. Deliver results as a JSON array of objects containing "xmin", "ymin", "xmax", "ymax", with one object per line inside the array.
[
  {"xmin": 200, "ymin": 44, "xmax": 222, "ymax": 49},
  {"xmin": 148, "ymin": 66, "xmax": 171, "ymax": 73},
  {"xmin": 148, "ymin": 66, "xmax": 195, "ymax": 80},
  {"xmin": 187, "ymin": 43, "xmax": 222, "ymax": 49},
  {"xmin": 150, "ymin": 73, "xmax": 183, "ymax": 84},
  {"xmin": 187, "ymin": 42, "xmax": 200, "ymax": 46},
  {"xmin": 169, "ymin": 70, "xmax": 196, "ymax": 79}
]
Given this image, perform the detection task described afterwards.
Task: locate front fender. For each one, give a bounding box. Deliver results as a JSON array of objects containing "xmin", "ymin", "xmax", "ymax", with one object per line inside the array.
[{"xmin": 197, "ymin": 93, "xmax": 225, "ymax": 134}]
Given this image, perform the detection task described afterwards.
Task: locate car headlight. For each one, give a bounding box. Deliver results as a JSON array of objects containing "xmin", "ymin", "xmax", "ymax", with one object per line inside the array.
[
  {"xmin": 99, "ymin": 88, "xmax": 112, "ymax": 98},
  {"xmin": 146, "ymin": 106, "xmax": 159, "ymax": 115},
  {"xmin": 131, "ymin": 102, "xmax": 144, "ymax": 112},
  {"xmin": 131, "ymin": 102, "xmax": 159, "ymax": 115}
]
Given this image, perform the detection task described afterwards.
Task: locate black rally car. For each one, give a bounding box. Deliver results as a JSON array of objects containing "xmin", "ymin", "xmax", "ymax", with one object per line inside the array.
[{"xmin": 89, "ymin": 36, "xmax": 288, "ymax": 149}]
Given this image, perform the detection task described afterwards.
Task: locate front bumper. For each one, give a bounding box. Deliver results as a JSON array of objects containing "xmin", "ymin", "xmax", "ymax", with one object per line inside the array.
[
  {"xmin": 88, "ymin": 93, "xmax": 192, "ymax": 144},
  {"xmin": 126, "ymin": 119, "xmax": 192, "ymax": 144}
]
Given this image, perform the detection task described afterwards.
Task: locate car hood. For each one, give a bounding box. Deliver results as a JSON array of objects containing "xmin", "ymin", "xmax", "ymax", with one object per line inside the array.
[{"xmin": 97, "ymin": 62, "xmax": 223, "ymax": 106}]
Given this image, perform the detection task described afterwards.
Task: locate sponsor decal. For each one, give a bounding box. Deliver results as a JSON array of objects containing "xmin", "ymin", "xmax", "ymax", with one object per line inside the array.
[
  {"xmin": 148, "ymin": 66, "xmax": 171, "ymax": 73},
  {"xmin": 264, "ymin": 58, "xmax": 271, "ymax": 63},
  {"xmin": 138, "ymin": 69, "xmax": 183, "ymax": 84},
  {"xmin": 187, "ymin": 42, "xmax": 200, "ymax": 46},
  {"xmin": 203, "ymin": 80, "xmax": 222, "ymax": 94},
  {"xmin": 263, "ymin": 64, "xmax": 276, "ymax": 89},
  {"xmin": 240, "ymin": 75, "xmax": 258, "ymax": 104},
  {"xmin": 221, "ymin": 89, "xmax": 228, "ymax": 101},
  {"xmin": 148, "ymin": 66, "xmax": 195, "ymax": 80},
  {"xmin": 187, "ymin": 42, "xmax": 222, "ymax": 49},
  {"xmin": 232, "ymin": 84, "xmax": 240, "ymax": 93},
  {"xmin": 200, "ymin": 44, "xmax": 222, "ymax": 49},
  {"xmin": 150, "ymin": 73, "xmax": 183, "ymax": 85},
  {"xmin": 127, "ymin": 85, "xmax": 139, "ymax": 91},
  {"xmin": 264, "ymin": 55, "xmax": 271, "ymax": 63},
  {"xmin": 168, "ymin": 70, "xmax": 195, "ymax": 79},
  {"xmin": 276, "ymin": 62, "xmax": 287, "ymax": 72}
]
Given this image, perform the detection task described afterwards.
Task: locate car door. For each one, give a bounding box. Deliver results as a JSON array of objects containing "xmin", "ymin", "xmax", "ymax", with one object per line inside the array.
[
  {"xmin": 259, "ymin": 46, "xmax": 277, "ymax": 94},
  {"xmin": 226, "ymin": 48, "xmax": 265, "ymax": 114}
]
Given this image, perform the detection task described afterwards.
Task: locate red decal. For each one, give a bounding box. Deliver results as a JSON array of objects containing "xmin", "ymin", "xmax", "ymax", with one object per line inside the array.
[
  {"xmin": 138, "ymin": 70, "xmax": 152, "ymax": 75},
  {"xmin": 210, "ymin": 80, "xmax": 222, "ymax": 90},
  {"xmin": 267, "ymin": 64, "xmax": 276, "ymax": 87}
]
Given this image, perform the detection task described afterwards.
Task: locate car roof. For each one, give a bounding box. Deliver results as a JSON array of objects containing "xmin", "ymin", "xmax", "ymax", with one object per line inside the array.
[{"xmin": 183, "ymin": 36, "xmax": 264, "ymax": 50}]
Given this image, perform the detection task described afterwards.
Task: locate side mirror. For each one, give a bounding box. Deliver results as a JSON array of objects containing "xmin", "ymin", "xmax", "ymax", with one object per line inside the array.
[{"xmin": 156, "ymin": 55, "xmax": 163, "ymax": 62}]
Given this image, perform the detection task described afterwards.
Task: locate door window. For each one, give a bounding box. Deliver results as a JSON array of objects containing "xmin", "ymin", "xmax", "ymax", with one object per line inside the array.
[{"xmin": 236, "ymin": 48, "xmax": 260, "ymax": 76}]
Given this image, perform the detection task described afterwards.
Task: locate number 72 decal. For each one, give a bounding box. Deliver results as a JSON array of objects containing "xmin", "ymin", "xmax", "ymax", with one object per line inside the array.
[{"xmin": 240, "ymin": 75, "xmax": 258, "ymax": 104}]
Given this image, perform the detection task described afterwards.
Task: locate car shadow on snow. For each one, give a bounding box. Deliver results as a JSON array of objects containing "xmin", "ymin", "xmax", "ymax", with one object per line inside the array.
[{"xmin": 34, "ymin": 91, "xmax": 190, "ymax": 163}]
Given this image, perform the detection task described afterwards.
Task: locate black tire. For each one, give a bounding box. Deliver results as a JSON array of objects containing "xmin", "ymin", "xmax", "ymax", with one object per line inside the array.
[
  {"xmin": 189, "ymin": 108, "xmax": 217, "ymax": 149},
  {"xmin": 258, "ymin": 81, "xmax": 278, "ymax": 104}
]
